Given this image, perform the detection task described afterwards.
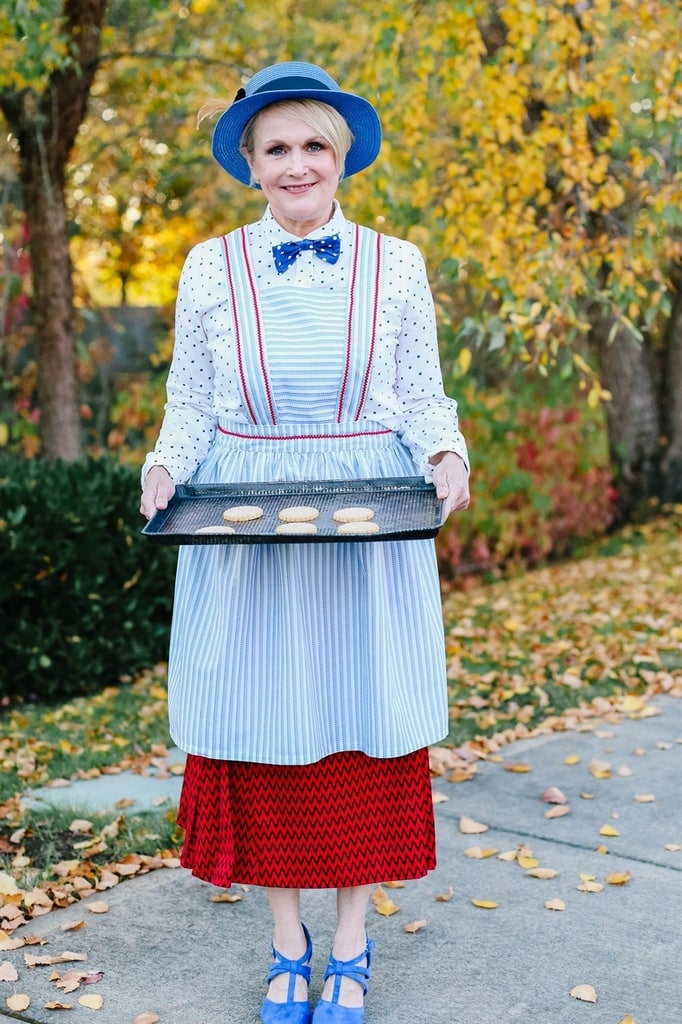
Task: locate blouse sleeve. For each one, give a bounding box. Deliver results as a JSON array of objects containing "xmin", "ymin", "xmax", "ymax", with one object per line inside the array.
[
  {"xmin": 389, "ymin": 238, "xmax": 470, "ymax": 477},
  {"xmin": 141, "ymin": 243, "xmax": 218, "ymax": 485}
]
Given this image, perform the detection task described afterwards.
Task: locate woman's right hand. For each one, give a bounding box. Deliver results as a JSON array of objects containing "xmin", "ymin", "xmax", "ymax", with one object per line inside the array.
[{"xmin": 140, "ymin": 466, "xmax": 175, "ymax": 520}]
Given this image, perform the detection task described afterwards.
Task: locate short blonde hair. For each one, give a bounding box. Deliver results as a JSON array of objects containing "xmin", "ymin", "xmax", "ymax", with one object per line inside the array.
[{"xmin": 240, "ymin": 99, "xmax": 353, "ymax": 183}]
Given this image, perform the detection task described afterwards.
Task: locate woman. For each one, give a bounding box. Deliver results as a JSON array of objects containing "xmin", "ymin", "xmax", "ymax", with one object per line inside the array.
[{"xmin": 140, "ymin": 61, "xmax": 469, "ymax": 1024}]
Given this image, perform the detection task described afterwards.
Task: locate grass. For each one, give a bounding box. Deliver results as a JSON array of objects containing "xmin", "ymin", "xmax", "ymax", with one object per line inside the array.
[{"xmin": 441, "ymin": 513, "xmax": 681, "ymax": 746}]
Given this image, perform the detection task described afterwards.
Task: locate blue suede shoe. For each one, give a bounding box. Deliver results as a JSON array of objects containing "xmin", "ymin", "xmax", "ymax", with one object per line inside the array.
[
  {"xmin": 312, "ymin": 936, "xmax": 374, "ymax": 1023},
  {"xmin": 260, "ymin": 922, "xmax": 313, "ymax": 1024}
]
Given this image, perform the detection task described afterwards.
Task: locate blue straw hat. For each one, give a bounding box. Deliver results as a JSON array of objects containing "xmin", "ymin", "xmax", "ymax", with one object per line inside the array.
[{"xmin": 211, "ymin": 61, "xmax": 382, "ymax": 186}]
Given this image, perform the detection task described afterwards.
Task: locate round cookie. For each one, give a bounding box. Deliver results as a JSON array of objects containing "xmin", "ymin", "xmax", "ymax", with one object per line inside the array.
[
  {"xmin": 195, "ymin": 524, "xmax": 236, "ymax": 535},
  {"xmin": 337, "ymin": 520, "xmax": 380, "ymax": 535},
  {"xmin": 275, "ymin": 521, "xmax": 318, "ymax": 536},
  {"xmin": 278, "ymin": 505, "xmax": 320, "ymax": 523},
  {"xmin": 332, "ymin": 506, "xmax": 375, "ymax": 523},
  {"xmin": 222, "ymin": 504, "xmax": 264, "ymax": 523}
]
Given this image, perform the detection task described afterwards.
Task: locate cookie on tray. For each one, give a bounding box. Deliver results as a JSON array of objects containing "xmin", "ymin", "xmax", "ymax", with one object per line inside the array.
[
  {"xmin": 337, "ymin": 520, "xmax": 380, "ymax": 535},
  {"xmin": 332, "ymin": 506, "xmax": 375, "ymax": 523},
  {"xmin": 275, "ymin": 521, "xmax": 318, "ymax": 535},
  {"xmin": 278, "ymin": 505, "xmax": 320, "ymax": 523},
  {"xmin": 222, "ymin": 505, "xmax": 264, "ymax": 523}
]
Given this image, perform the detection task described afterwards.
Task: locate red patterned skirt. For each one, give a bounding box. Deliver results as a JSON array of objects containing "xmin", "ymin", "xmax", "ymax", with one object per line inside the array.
[{"xmin": 177, "ymin": 748, "xmax": 436, "ymax": 889}]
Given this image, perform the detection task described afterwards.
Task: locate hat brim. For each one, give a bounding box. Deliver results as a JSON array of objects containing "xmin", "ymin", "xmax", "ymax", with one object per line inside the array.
[{"xmin": 211, "ymin": 89, "xmax": 382, "ymax": 186}]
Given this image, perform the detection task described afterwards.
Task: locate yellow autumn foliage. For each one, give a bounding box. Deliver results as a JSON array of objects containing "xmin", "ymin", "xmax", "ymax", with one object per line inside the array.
[{"xmin": 2, "ymin": 1, "xmax": 680, "ymax": 369}]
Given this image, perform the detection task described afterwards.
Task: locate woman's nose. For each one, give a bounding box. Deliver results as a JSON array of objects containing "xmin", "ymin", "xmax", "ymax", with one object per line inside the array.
[{"xmin": 286, "ymin": 148, "xmax": 306, "ymax": 175}]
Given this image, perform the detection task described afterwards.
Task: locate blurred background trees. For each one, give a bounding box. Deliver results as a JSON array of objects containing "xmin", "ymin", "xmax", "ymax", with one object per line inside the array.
[{"xmin": 1, "ymin": 0, "xmax": 681, "ymax": 512}]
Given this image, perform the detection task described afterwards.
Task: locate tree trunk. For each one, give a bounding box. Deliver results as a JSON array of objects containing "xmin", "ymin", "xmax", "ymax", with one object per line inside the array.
[
  {"xmin": 20, "ymin": 151, "xmax": 82, "ymax": 461},
  {"xmin": 661, "ymin": 262, "xmax": 682, "ymax": 504},
  {"xmin": 0, "ymin": 0, "xmax": 108, "ymax": 461},
  {"xmin": 588, "ymin": 307, "xmax": 661, "ymax": 520}
]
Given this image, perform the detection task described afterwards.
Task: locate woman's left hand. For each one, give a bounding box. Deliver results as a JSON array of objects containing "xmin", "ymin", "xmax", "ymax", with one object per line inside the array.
[{"xmin": 430, "ymin": 451, "xmax": 470, "ymax": 519}]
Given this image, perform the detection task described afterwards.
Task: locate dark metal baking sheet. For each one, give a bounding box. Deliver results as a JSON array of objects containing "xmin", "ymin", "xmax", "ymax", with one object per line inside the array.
[{"xmin": 142, "ymin": 477, "xmax": 444, "ymax": 545}]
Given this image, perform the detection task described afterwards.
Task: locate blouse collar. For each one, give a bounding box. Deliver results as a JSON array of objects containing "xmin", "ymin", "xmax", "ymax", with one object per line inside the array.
[{"xmin": 261, "ymin": 201, "xmax": 347, "ymax": 244}]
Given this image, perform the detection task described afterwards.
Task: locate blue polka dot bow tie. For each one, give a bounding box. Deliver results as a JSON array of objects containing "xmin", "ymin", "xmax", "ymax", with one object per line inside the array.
[{"xmin": 272, "ymin": 234, "xmax": 341, "ymax": 274}]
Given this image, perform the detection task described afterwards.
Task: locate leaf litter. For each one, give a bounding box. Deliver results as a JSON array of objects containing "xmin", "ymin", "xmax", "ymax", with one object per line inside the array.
[{"xmin": 0, "ymin": 521, "xmax": 677, "ymax": 1019}]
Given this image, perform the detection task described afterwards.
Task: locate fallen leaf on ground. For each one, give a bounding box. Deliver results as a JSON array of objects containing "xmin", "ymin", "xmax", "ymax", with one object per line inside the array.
[
  {"xmin": 577, "ymin": 880, "xmax": 604, "ymax": 893},
  {"xmin": 497, "ymin": 850, "xmax": 517, "ymax": 862},
  {"xmin": 526, "ymin": 867, "xmax": 558, "ymax": 879},
  {"xmin": 45, "ymin": 1001, "xmax": 73, "ymax": 1010},
  {"xmin": 55, "ymin": 975, "xmax": 82, "ymax": 993},
  {"xmin": 403, "ymin": 919, "xmax": 427, "ymax": 934},
  {"xmin": 78, "ymin": 993, "xmax": 104, "ymax": 1009},
  {"xmin": 606, "ymin": 871, "xmax": 632, "ymax": 886},
  {"xmin": 6, "ymin": 994, "xmax": 30, "ymax": 1011},
  {"xmin": 434, "ymin": 887, "xmax": 454, "ymax": 902},
  {"xmin": 82, "ymin": 971, "xmax": 104, "ymax": 985},
  {"xmin": 564, "ymin": 754, "xmax": 580, "ymax": 765},
  {"xmin": 210, "ymin": 892, "xmax": 242, "ymax": 904},
  {"xmin": 541, "ymin": 786, "xmax": 567, "ymax": 804},
  {"xmin": 517, "ymin": 856, "xmax": 539, "ymax": 869},
  {"xmin": 459, "ymin": 816, "xmax": 489, "ymax": 834},
  {"xmin": 372, "ymin": 887, "xmax": 400, "ymax": 916},
  {"xmin": 134, "ymin": 1014, "xmax": 160, "ymax": 1024},
  {"xmin": 618, "ymin": 1016, "xmax": 637, "ymax": 1024},
  {"xmin": 599, "ymin": 824, "xmax": 620, "ymax": 837},
  {"xmin": 544, "ymin": 898, "xmax": 566, "ymax": 911},
  {"xmin": 25, "ymin": 951, "xmax": 88, "ymax": 967},
  {"xmin": 0, "ymin": 873, "xmax": 20, "ymax": 897},
  {"xmin": 471, "ymin": 899, "xmax": 498, "ymax": 909},
  {"xmin": 86, "ymin": 902, "xmax": 109, "ymax": 915},
  {"xmin": 0, "ymin": 938, "xmax": 24, "ymax": 951},
  {"xmin": 61, "ymin": 920, "xmax": 86, "ymax": 932},
  {"xmin": 665, "ymin": 844, "xmax": 681, "ymax": 852},
  {"xmin": 0, "ymin": 960, "xmax": 18, "ymax": 981},
  {"xmin": 464, "ymin": 846, "xmax": 499, "ymax": 859},
  {"xmin": 383, "ymin": 881, "xmax": 405, "ymax": 889},
  {"xmin": 617, "ymin": 766, "xmax": 633, "ymax": 777},
  {"xmin": 432, "ymin": 791, "xmax": 449, "ymax": 804},
  {"xmin": 596, "ymin": 845, "xmax": 609, "ymax": 854},
  {"xmin": 69, "ymin": 819, "xmax": 93, "ymax": 834},
  {"xmin": 634, "ymin": 793, "xmax": 655, "ymax": 803},
  {"xmin": 504, "ymin": 762, "xmax": 532, "ymax": 773},
  {"xmin": 375, "ymin": 898, "xmax": 400, "ymax": 917},
  {"xmin": 570, "ymin": 984, "xmax": 597, "ymax": 1003},
  {"xmin": 589, "ymin": 759, "xmax": 611, "ymax": 779},
  {"xmin": 580, "ymin": 791, "xmax": 595, "ymax": 799},
  {"xmin": 545, "ymin": 805, "xmax": 571, "ymax": 819}
]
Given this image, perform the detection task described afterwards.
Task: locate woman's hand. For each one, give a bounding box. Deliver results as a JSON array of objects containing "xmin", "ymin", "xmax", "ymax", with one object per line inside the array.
[
  {"xmin": 429, "ymin": 451, "xmax": 470, "ymax": 519},
  {"xmin": 140, "ymin": 466, "xmax": 176, "ymax": 521}
]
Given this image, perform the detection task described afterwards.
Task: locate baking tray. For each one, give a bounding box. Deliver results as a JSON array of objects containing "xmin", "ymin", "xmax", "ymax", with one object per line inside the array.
[{"xmin": 142, "ymin": 477, "xmax": 443, "ymax": 545}]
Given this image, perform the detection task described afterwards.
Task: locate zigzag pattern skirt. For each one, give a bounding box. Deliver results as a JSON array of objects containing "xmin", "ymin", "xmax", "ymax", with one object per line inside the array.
[{"xmin": 177, "ymin": 748, "xmax": 436, "ymax": 889}]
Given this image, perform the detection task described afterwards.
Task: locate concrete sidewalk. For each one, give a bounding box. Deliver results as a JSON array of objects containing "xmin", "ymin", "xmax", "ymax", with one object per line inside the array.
[{"xmin": 2, "ymin": 696, "xmax": 680, "ymax": 1024}]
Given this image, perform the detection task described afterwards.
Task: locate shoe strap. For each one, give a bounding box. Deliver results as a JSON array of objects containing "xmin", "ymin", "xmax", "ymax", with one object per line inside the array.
[
  {"xmin": 323, "ymin": 937, "xmax": 375, "ymax": 1000},
  {"xmin": 266, "ymin": 923, "xmax": 313, "ymax": 996}
]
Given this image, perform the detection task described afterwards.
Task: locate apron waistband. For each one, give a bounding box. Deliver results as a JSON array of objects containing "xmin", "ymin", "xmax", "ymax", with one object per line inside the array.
[{"xmin": 215, "ymin": 420, "xmax": 397, "ymax": 452}]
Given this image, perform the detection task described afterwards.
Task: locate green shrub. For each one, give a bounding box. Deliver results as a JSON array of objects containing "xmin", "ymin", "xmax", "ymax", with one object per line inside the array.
[
  {"xmin": 0, "ymin": 456, "xmax": 176, "ymax": 703},
  {"xmin": 437, "ymin": 376, "xmax": 616, "ymax": 577}
]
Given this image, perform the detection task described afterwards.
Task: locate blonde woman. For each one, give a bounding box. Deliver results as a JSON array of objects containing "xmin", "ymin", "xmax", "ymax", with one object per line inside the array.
[{"xmin": 141, "ymin": 61, "xmax": 470, "ymax": 1024}]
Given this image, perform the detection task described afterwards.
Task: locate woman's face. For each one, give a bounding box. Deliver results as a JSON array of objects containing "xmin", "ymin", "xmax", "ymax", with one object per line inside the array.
[{"xmin": 245, "ymin": 107, "xmax": 340, "ymax": 237}]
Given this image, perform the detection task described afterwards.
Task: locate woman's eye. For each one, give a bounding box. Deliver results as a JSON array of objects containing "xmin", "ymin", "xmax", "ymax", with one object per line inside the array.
[
  {"xmin": 268, "ymin": 145, "xmax": 286, "ymax": 156},
  {"xmin": 308, "ymin": 142, "xmax": 324, "ymax": 152}
]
